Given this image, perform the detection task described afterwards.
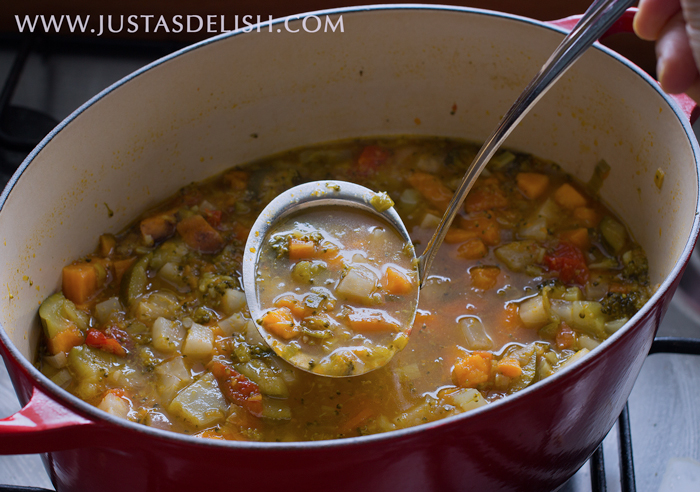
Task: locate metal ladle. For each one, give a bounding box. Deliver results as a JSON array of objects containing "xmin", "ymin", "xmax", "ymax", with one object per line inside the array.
[{"xmin": 242, "ymin": 0, "xmax": 635, "ymax": 375}]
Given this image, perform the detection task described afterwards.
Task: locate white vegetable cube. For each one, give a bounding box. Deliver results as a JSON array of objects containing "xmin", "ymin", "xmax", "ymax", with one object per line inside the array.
[
  {"xmin": 151, "ymin": 317, "xmax": 185, "ymax": 353},
  {"xmin": 221, "ymin": 288, "xmax": 247, "ymax": 316},
  {"xmin": 336, "ymin": 266, "xmax": 377, "ymax": 304},
  {"xmin": 168, "ymin": 372, "xmax": 227, "ymax": 427},
  {"xmin": 97, "ymin": 392, "xmax": 130, "ymax": 419},
  {"xmin": 155, "ymin": 356, "xmax": 192, "ymax": 403},
  {"xmin": 182, "ymin": 323, "xmax": 215, "ymax": 359},
  {"xmin": 459, "ymin": 317, "xmax": 493, "ymax": 350},
  {"xmin": 218, "ymin": 313, "xmax": 248, "ymax": 336},
  {"xmin": 518, "ymin": 296, "xmax": 550, "ymax": 329},
  {"xmin": 446, "ymin": 388, "xmax": 487, "ymax": 412}
]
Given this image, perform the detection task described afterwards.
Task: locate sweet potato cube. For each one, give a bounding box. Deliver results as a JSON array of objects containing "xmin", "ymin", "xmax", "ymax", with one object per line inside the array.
[
  {"xmin": 383, "ymin": 267, "xmax": 414, "ymax": 295},
  {"xmin": 176, "ymin": 215, "xmax": 224, "ymax": 254},
  {"xmin": 470, "ymin": 266, "xmax": 500, "ymax": 290},
  {"xmin": 140, "ymin": 214, "xmax": 176, "ymax": 244},
  {"xmin": 516, "ymin": 172, "xmax": 550, "ymax": 200},
  {"xmin": 554, "ymin": 183, "xmax": 587, "ymax": 210},
  {"xmin": 62, "ymin": 263, "xmax": 99, "ymax": 304},
  {"xmin": 260, "ymin": 307, "xmax": 299, "ymax": 339},
  {"xmin": 457, "ymin": 238, "xmax": 488, "ymax": 260}
]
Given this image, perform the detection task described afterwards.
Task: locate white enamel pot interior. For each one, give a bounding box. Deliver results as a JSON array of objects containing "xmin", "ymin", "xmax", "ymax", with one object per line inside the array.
[{"xmin": 0, "ymin": 5, "xmax": 698, "ymax": 492}]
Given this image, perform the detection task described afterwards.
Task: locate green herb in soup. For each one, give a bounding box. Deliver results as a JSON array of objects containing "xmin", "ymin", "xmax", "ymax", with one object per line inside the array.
[
  {"xmin": 36, "ymin": 137, "xmax": 652, "ymax": 441},
  {"xmin": 255, "ymin": 207, "xmax": 418, "ymax": 376}
]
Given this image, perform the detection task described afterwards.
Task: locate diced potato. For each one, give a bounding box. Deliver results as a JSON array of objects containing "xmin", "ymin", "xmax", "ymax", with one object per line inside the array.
[
  {"xmin": 182, "ymin": 323, "xmax": 215, "ymax": 359},
  {"xmin": 458, "ymin": 317, "xmax": 493, "ymax": 350},
  {"xmin": 420, "ymin": 212, "xmax": 441, "ymax": 229},
  {"xmin": 98, "ymin": 392, "xmax": 130, "ymax": 419},
  {"xmin": 549, "ymin": 299, "xmax": 574, "ymax": 324},
  {"xmin": 519, "ymin": 217, "xmax": 548, "ymax": 241},
  {"xmin": 445, "ymin": 388, "xmax": 487, "ymax": 412},
  {"xmin": 336, "ymin": 266, "xmax": 377, "ymax": 303},
  {"xmin": 50, "ymin": 368, "xmax": 72, "ymax": 388},
  {"xmin": 221, "ymin": 288, "xmax": 247, "ymax": 315},
  {"xmin": 169, "ymin": 372, "xmax": 227, "ymax": 427},
  {"xmin": 600, "ymin": 215, "xmax": 628, "ymax": 254},
  {"xmin": 518, "ymin": 295, "xmax": 550, "ymax": 329},
  {"xmin": 218, "ymin": 313, "xmax": 249, "ymax": 336},
  {"xmin": 570, "ymin": 301, "xmax": 605, "ymax": 338},
  {"xmin": 578, "ymin": 335, "xmax": 601, "ymax": 351},
  {"xmin": 155, "ymin": 356, "xmax": 192, "ymax": 403},
  {"xmin": 605, "ymin": 317, "xmax": 629, "ymax": 334},
  {"xmin": 151, "ymin": 317, "xmax": 186, "ymax": 353},
  {"xmin": 494, "ymin": 241, "xmax": 545, "ymax": 272}
]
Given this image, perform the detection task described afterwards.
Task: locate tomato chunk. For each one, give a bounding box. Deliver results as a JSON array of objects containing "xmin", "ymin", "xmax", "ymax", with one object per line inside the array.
[
  {"xmin": 209, "ymin": 360, "xmax": 263, "ymax": 417},
  {"xmin": 544, "ymin": 242, "xmax": 589, "ymax": 285},
  {"xmin": 86, "ymin": 328, "xmax": 126, "ymax": 357},
  {"xmin": 356, "ymin": 145, "xmax": 391, "ymax": 176}
]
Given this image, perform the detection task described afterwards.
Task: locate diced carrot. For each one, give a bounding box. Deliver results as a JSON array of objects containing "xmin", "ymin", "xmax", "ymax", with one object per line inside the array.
[
  {"xmin": 195, "ymin": 429, "xmax": 226, "ymax": 440},
  {"xmin": 347, "ymin": 308, "xmax": 400, "ymax": 333},
  {"xmin": 140, "ymin": 214, "xmax": 176, "ymax": 244},
  {"xmin": 356, "ymin": 146, "xmax": 391, "ymax": 176},
  {"xmin": 224, "ymin": 170, "xmax": 250, "ymax": 190},
  {"xmin": 47, "ymin": 324, "xmax": 85, "ymax": 355},
  {"xmin": 383, "ymin": 267, "xmax": 414, "ymax": 295},
  {"xmin": 497, "ymin": 357, "xmax": 522, "ymax": 378},
  {"xmin": 573, "ymin": 207, "xmax": 601, "ymax": 227},
  {"xmin": 559, "ymin": 227, "xmax": 590, "ymax": 250},
  {"xmin": 288, "ymin": 239, "xmax": 317, "ymax": 260},
  {"xmin": 407, "ymin": 171, "xmax": 453, "ymax": 212},
  {"xmin": 457, "ymin": 238, "xmax": 488, "ymax": 260},
  {"xmin": 465, "ymin": 177, "xmax": 508, "ymax": 213},
  {"xmin": 445, "ymin": 228, "xmax": 476, "ymax": 244},
  {"xmin": 113, "ymin": 257, "xmax": 136, "ymax": 285},
  {"xmin": 99, "ymin": 234, "xmax": 116, "ymax": 257},
  {"xmin": 259, "ymin": 307, "xmax": 299, "ymax": 339},
  {"xmin": 274, "ymin": 296, "xmax": 313, "ymax": 319},
  {"xmin": 556, "ymin": 322, "xmax": 576, "ymax": 350},
  {"xmin": 554, "ymin": 183, "xmax": 587, "ymax": 210},
  {"xmin": 516, "ymin": 172, "xmax": 550, "ymax": 200},
  {"xmin": 176, "ymin": 215, "xmax": 224, "ymax": 254},
  {"xmin": 460, "ymin": 215, "xmax": 500, "ymax": 246},
  {"xmin": 62, "ymin": 263, "xmax": 99, "ymax": 304},
  {"xmin": 452, "ymin": 352, "xmax": 493, "ymax": 388},
  {"xmin": 470, "ymin": 266, "xmax": 500, "ymax": 290}
]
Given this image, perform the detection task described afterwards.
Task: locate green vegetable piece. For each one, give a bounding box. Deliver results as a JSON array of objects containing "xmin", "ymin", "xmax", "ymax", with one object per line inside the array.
[
  {"xmin": 494, "ymin": 241, "xmax": 545, "ymax": 272},
  {"xmin": 39, "ymin": 292, "xmax": 88, "ymax": 339},
  {"xmin": 370, "ymin": 191, "xmax": 394, "ymax": 212},
  {"xmin": 587, "ymin": 159, "xmax": 611, "ymax": 195},
  {"xmin": 599, "ymin": 216, "xmax": 627, "ymax": 254},
  {"xmin": 120, "ymin": 254, "xmax": 151, "ymax": 307},
  {"xmin": 235, "ymin": 359, "xmax": 289, "ymax": 398}
]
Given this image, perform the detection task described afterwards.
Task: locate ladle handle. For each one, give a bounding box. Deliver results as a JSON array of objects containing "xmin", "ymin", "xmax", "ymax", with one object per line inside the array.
[{"xmin": 417, "ymin": 0, "xmax": 636, "ymax": 286}]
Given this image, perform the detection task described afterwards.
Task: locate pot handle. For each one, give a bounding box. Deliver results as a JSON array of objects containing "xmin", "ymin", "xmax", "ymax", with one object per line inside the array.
[
  {"xmin": 548, "ymin": 7, "xmax": 700, "ymax": 123},
  {"xmin": 0, "ymin": 385, "xmax": 106, "ymax": 454}
]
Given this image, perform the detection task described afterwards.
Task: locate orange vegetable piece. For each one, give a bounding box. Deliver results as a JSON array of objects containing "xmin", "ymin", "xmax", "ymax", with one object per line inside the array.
[
  {"xmin": 501, "ymin": 303, "xmax": 522, "ymax": 329},
  {"xmin": 62, "ymin": 263, "xmax": 99, "ymax": 304},
  {"xmin": 347, "ymin": 308, "xmax": 400, "ymax": 333},
  {"xmin": 554, "ymin": 183, "xmax": 587, "ymax": 210},
  {"xmin": 113, "ymin": 257, "xmax": 136, "ymax": 285},
  {"xmin": 140, "ymin": 214, "xmax": 176, "ymax": 244},
  {"xmin": 195, "ymin": 429, "xmax": 226, "ymax": 440},
  {"xmin": 556, "ymin": 322, "xmax": 576, "ymax": 350},
  {"xmin": 99, "ymin": 234, "xmax": 116, "ymax": 257},
  {"xmin": 260, "ymin": 307, "xmax": 299, "ymax": 339},
  {"xmin": 383, "ymin": 267, "xmax": 414, "ymax": 295},
  {"xmin": 559, "ymin": 228, "xmax": 590, "ymax": 251},
  {"xmin": 460, "ymin": 215, "xmax": 501, "ymax": 246},
  {"xmin": 274, "ymin": 296, "xmax": 313, "ymax": 319},
  {"xmin": 516, "ymin": 172, "xmax": 550, "ymax": 200},
  {"xmin": 573, "ymin": 207, "xmax": 601, "ymax": 227},
  {"xmin": 465, "ymin": 177, "xmax": 508, "ymax": 213},
  {"xmin": 497, "ymin": 357, "xmax": 523, "ymax": 378},
  {"xmin": 470, "ymin": 266, "xmax": 500, "ymax": 290},
  {"xmin": 444, "ymin": 228, "xmax": 476, "ymax": 244},
  {"xmin": 288, "ymin": 239, "xmax": 317, "ymax": 260},
  {"xmin": 457, "ymin": 238, "xmax": 488, "ymax": 260},
  {"xmin": 176, "ymin": 215, "xmax": 224, "ymax": 254},
  {"xmin": 224, "ymin": 170, "xmax": 250, "ymax": 190},
  {"xmin": 407, "ymin": 171, "xmax": 453, "ymax": 212},
  {"xmin": 452, "ymin": 352, "xmax": 493, "ymax": 388},
  {"xmin": 47, "ymin": 324, "xmax": 85, "ymax": 355}
]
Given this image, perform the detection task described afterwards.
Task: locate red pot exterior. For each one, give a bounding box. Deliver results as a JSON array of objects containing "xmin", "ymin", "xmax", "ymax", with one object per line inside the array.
[{"xmin": 1, "ymin": 282, "xmax": 669, "ymax": 492}]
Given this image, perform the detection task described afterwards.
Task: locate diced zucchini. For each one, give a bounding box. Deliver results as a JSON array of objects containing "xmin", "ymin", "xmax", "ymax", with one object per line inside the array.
[
  {"xmin": 151, "ymin": 317, "xmax": 185, "ymax": 353},
  {"xmin": 558, "ymin": 348, "xmax": 590, "ymax": 370},
  {"xmin": 235, "ymin": 359, "xmax": 289, "ymax": 398},
  {"xmin": 261, "ymin": 397, "xmax": 292, "ymax": 420},
  {"xmin": 95, "ymin": 297, "xmax": 123, "ymax": 325},
  {"xmin": 135, "ymin": 291, "xmax": 180, "ymax": 322},
  {"xmin": 182, "ymin": 323, "xmax": 215, "ymax": 359},
  {"xmin": 39, "ymin": 292, "xmax": 88, "ymax": 339},
  {"xmin": 169, "ymin": 372, "xmax": 227, "ymax": 427},
  {"xmin": 600, "ymin": 215, "xmax": 627, "ymax": 254},
  {"xmin": 518, "ymin": 296, "xmax": 549, "ymax": 329},
  {"xmin": 66, "ymin": 345, "xmax": 116, "ymax": 400},
  {"xmin": 458, "ymin": 316, "xmax": 493, "ymax": 350},
  {"xmin": 508, "ymin": 346, "xmax": 537, "ymax": 393},
  {"xmin": 120, "ymin": 254, "xmax": 151, "ymax": 307},
  {"xmin": 605, "ymin": 317, "xmax": 629, "ymax": 334}
]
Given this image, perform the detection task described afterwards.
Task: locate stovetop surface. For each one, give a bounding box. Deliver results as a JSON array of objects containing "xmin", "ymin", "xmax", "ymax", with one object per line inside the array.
[{"xmin": 0, "ymin": 38, "xmax": 699, "ymax": 492}]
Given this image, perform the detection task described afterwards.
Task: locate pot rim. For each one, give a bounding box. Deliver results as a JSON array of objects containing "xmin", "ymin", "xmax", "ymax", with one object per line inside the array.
[{"xmin": 1, "ymin": 3, "xmax": 699, "ymax": 451}]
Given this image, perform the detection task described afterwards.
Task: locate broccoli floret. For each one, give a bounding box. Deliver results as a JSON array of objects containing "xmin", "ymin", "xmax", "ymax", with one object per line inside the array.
[
  {"xmin": 600, "ymin": 291, "xmax": 648, "ymax": 319},
  {"xmin": 621, "ymin": 247, "xmax": 649, "ymax": 284}
]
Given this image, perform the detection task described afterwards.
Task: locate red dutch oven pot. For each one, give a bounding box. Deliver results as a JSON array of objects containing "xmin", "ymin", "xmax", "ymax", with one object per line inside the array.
[{"xmin": 1, "ymin": 6, "xmax": 699, "ymax": 491}]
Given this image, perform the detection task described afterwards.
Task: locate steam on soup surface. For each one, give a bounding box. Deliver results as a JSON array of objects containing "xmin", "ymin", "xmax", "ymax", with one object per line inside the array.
[{"xmin": 37, "ymin": 137, "xmax": 651, "ymax": 441}]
